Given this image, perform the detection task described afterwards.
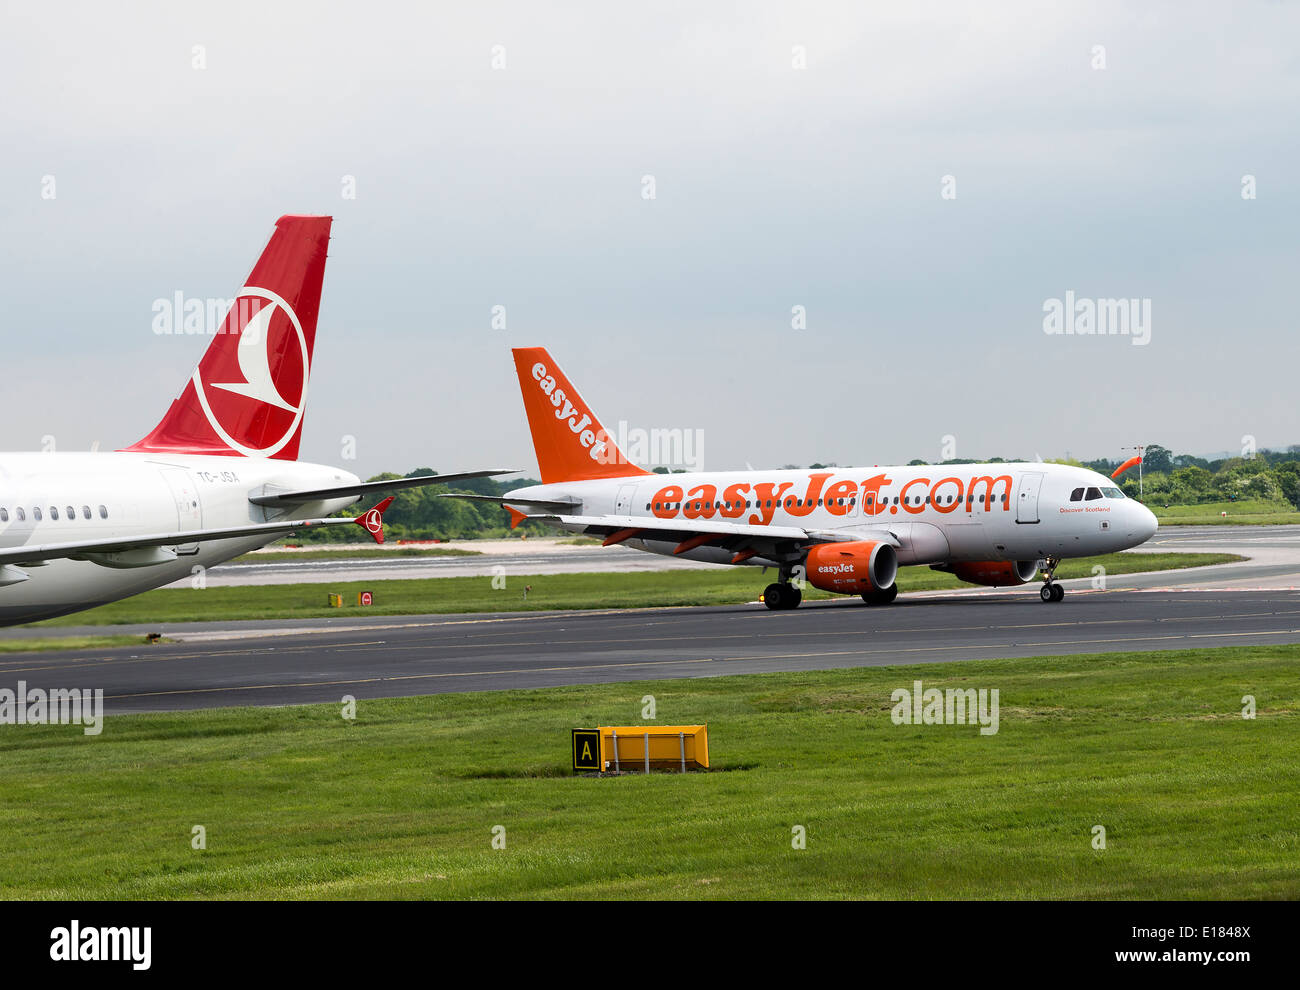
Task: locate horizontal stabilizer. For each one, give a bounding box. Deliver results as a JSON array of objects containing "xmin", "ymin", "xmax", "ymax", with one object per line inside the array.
[
  {"xmin": 438, "ymin": 493, "xmax": 582, "ymax": 514},
  {"xmin": 249, "ymin": 470, "xmax": 519, "ymax": 507}
]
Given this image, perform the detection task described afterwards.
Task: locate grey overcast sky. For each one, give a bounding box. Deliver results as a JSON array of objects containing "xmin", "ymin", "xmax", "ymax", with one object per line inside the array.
[{"xmin": 1, "ymin": 1, "xmax": 1297, "ymax": 479}]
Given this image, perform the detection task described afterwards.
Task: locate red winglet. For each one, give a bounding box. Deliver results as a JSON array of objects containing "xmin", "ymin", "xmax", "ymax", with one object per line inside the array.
[
  {"xmin": 356, "ymin": 496, "xmax": 395, "ymax": 544},
  {"xmin": 506, "ymin": 505, "xmax": 528, "ymax": 530}
]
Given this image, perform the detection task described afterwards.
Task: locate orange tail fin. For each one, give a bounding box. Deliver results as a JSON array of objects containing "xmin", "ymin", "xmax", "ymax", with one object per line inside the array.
[{"xmin": 511, "ymin": 347, "xmax": 650, "ymax": 484}]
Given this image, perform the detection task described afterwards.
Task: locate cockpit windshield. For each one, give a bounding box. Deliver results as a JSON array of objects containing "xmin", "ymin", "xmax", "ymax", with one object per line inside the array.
[{"xmin": 1070, "ymin": 485, "xmax": 1128, "ymax": 502}]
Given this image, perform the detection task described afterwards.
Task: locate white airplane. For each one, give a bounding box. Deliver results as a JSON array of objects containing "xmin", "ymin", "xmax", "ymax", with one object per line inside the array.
[
  {"xmin": 0, "ymin": 215, "xmax": 511, "ymax": 626},
  {"xmin": 448, "ymin": 346, "xmax": 1158, "ymax": 609}
]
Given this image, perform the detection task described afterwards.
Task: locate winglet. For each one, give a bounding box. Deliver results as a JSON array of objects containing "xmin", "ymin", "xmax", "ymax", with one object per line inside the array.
[
  {"xmin": 506, "ymin": 505, "xmax": 528, "ymax": 530},
  {"xmin": 355, "ymin": 496, "xmax": 395, "ymax": 544}
]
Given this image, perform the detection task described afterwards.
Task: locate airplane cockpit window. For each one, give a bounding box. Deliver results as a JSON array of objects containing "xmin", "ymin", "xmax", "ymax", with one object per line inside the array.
[
  {"xmin": 1101, "ymin": 487, "xmax": 1126, "ymax": 498},
  {"xmin": 1070, "ymin": 488, "xmax": 1084, "ymax": 501},
  {"xmin": 1084, "ymin": 487, "xmax": 1103, "ymax": 500}
]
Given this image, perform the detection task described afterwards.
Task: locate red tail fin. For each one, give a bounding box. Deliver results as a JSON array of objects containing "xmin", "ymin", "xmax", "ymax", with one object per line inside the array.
[
  {"xmin": 124, "ymin": 215, "xmax": 332, "ymax": 460},
  {"xmin": 511, "ymin": 347, "xmax": 650, "ymax": 484}
]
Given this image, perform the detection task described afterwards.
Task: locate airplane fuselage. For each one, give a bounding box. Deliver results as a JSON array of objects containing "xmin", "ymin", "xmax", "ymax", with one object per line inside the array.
[
  {"xmin": 0, "ymin": 453, "xmax": 358, "ymax": 625},
  {"xmin": 506, "ymin": 461, "xmax": 1158, "ymax": 570}
]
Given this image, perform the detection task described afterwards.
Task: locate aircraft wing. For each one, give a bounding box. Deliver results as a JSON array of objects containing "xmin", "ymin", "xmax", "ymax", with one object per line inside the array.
[
  {"xmin": 249, "ymin": 470, "xmax": 519, "ymax": 507},
  {"xmin": 441, "ymin": 494, "xmax": 906, "ymax": 557},
  {"xmin": 546, "ymin": 513, "xmax": 814, "ymax": 543},
  {"xmin": 0, "ymin": 499, "xmax": 397, "ymax": 570}
]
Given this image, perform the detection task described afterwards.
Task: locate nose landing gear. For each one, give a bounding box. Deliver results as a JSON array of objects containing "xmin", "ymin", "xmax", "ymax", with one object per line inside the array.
[{"xmin": 1039, "ymin": 556, "xmax": 1064, "ymax": 602}]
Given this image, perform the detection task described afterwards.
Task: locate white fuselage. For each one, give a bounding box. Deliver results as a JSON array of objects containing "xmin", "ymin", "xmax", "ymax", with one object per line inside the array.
[
  {"xmin": 507, "ymin": 462, "xmax": 1158, "ymax": 568},
  {"xmin": 0, "ymin": 453, "xmax": 358, "ymax": 624}
]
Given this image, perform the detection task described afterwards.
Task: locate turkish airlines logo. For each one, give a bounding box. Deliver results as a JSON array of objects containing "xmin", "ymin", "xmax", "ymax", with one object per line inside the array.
[
  {"xmin": 193, "ymin": 287, "xmax": 309, "ymax": 457},
  {"xmin": 361, "ymin": 507, "xmax": 384, "ymax": 536}
]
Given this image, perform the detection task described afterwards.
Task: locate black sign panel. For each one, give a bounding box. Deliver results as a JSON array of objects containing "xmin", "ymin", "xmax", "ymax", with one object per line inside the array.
[{"xmin": 572, "ymin": 729, "xmax": 601, "ymax": 772}]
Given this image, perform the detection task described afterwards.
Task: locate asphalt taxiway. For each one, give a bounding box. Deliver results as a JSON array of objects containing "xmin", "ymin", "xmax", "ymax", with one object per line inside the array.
[
  {"xmin": 5, "ymin": 525, "xmax": 1299, "ymax": 716},
  {"xmin": 4, "ymin": 588, "xmax": 1298, "ymax": 715}
]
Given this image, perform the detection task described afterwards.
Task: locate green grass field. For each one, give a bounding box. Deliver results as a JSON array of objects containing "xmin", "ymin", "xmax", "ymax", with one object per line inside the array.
[
  {"xmin": 1152, "ymin": 499, "xmax": 1300, "ymax": 525},
  {"xmin": 24, "ymin": 552, "xmax": 1240, "ymax": 628},
  {"xmin": 0, "ymin": 635, "xmax": 160, "ymax": 654},
  {"xmin": 0, "ymin": 644, "xmax": 1295, "ymax": 899}
]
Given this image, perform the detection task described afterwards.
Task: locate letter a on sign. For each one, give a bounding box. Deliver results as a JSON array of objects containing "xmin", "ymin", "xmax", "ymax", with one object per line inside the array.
[{"xmin": 572, "ymin": 728, "xmax": 602, "ymax": 772}]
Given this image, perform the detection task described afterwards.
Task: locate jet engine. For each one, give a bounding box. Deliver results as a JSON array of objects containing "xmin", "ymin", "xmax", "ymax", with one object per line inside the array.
[
  {"xmin": 941, "ymin": 559, "xmax": 1040, "ymax": 587},
  {"xmin": 804, "ymin": 541, "xmax": 898, "ymax": 594}
]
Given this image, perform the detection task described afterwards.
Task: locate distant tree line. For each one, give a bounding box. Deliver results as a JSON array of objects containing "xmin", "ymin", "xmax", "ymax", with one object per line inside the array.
[
  {"xmin": 293, "ymin": 470, "xmax": 549, "ymax": 543},
  {"xmin": 298, "ymin": 445, "xmax": 1300, "ymax": 542},
  {"xmin": 901, "ymin": 443, "xmax": 1300, "ymax": 508}
]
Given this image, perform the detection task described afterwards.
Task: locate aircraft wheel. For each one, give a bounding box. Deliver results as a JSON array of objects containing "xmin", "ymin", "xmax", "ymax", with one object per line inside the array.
[
  {"xmin": 786, "ymin": 586, "xmax": 803, "ymax": 609},
  {"xmin": 1052, "ymin": 583, "xmax": 1065, "ymax": 602},
  {"xmin": 861, "ymin": 585, "xmax": 898, "ymax": 605},
  {"xmin": 763, "ymin": 583, "xmax": 786, "ymax": 610},
  {"xmin": 1040, "ymin": 584, "xmax": 1054, "ymax": 603}
]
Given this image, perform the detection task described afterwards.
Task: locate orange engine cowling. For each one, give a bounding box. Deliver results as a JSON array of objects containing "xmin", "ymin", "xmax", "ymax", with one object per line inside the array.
[
  {"xmin": 947, "ymin": 560, "xmax": 1040, "ymax": 587},
  {"xmin": 804, "ymin": 541, "xmax": 898, "ymax": 594}
]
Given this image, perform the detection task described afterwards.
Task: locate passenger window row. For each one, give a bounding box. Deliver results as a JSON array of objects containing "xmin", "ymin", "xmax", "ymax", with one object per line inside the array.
[{"xmin": 0, "ymin": 504, "xmax": 110, "ymax": 524}]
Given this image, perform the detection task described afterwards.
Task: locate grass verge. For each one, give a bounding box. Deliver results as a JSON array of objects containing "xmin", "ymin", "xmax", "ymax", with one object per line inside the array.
[
  {"xmin": 0, "ymin": 644, "xmax": 1295, "ymax": 899},
  {"xmin": 1152, "ymin": 499, "xmax": 1300, "ymax": 525},
  {"xmin": 0, "ymin": 635, "xmax": 161, "ymax": 654}
]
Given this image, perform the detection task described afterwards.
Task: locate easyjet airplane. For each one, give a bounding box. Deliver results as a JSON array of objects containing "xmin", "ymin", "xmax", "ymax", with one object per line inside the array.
[
  {"xmin": 0, "ymin": 215, "xmax": 509, "ymax": 626},
  {"xmin": 448, "ymin": 347, "xmax": 1158, "ymax": 609}
]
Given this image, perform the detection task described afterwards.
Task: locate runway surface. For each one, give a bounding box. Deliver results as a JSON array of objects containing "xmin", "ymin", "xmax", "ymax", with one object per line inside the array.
[
  {"xmin": 4, "ymin": 588, "xmax": 1299, "ymax": 716},
  {"xmin": 4, "ymin": 525, "xmax": 1299, "ymax": 717}
]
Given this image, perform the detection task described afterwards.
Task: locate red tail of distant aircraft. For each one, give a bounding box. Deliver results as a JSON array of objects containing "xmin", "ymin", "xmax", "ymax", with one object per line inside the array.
[{"xmin": 0, "ymin": 217, "xmax": 513, "ymax": 625}]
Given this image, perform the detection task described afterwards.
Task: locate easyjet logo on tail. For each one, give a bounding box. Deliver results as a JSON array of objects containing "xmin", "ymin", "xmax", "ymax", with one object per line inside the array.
[
  {"xmin": 531, "ymin": 362, "xmax": 612, "ymax": 465},
  {"xmin": 511, "ymin": 347, "xmax": 650, "ymax": 484}
]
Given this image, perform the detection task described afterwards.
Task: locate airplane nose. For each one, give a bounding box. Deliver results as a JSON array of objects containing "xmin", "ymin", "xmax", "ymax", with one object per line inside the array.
[{"xmin": 1135, "ymin": 504, "xmax": 1158, "ymax": 542}]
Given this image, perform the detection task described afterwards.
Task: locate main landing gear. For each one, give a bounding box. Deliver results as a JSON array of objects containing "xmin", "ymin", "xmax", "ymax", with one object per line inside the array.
[
  {"xmin": 1039, "ymin": 556, "xmax": 1064, "ymax": 603},
  {"xmin": 762, "ymin": 582, "xmax": 803, "ymax": 610},
  {"xmin": 861, "ymin": 585, "xmax": 898, "ymax": 605}
]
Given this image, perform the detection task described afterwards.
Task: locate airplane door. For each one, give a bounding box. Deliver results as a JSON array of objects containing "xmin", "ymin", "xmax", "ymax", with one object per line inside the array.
[
  {"xmin": 161, "ymin": 467, "xmax": 203, "ymax": 530},
  {"xmin": 1016, "ymin": 472, "xmax": 1044, "ymax": 524},
  {"xmin": 615, "ymin": 483, "xmax": 638, "ymax": 516}
]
